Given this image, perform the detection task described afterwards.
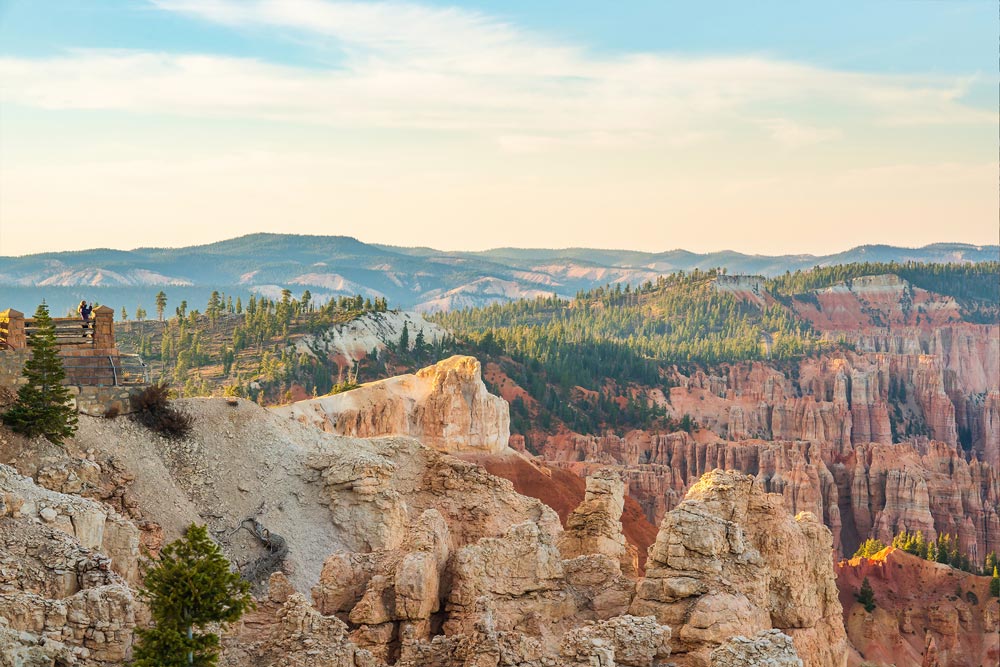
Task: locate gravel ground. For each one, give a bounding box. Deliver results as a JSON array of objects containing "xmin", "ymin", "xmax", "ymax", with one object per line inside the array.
[{"xmin": 74, "ymin": 397, "xmax": 360, "ymax": 592}]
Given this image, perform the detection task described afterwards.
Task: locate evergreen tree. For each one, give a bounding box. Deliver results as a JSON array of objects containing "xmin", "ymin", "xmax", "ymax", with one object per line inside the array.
[
  {"xmin": 2, "ymin": 302, "xmax": 78, "ymax": 444},
  {"xmin": 856, "ymin": 577, "xmax": 876, "ymax": 613},
  {"xmin": 206, "ymin": 291, "xmax": 222, "ymax": 329},
  {"xmin": 984, "ymin": 551, "xmax": 998, "ymax": 577},
  {"xmin": 156, "ymin": 291, "xmax": 168, "ymax": 321},
  {"xmin": 853, "ymin": 538, "xmax": 886, "ymax": 559},
  {"xmin": 399, "ymin": 322, "xmax": 410, "ymax": 352},
  {"xmin": 413, "ymin": 328, "xmax": 427, "ymax": 358},
  {"xmin": 133, "ymin": 524, "xmax": 253, "ymax": 667}
]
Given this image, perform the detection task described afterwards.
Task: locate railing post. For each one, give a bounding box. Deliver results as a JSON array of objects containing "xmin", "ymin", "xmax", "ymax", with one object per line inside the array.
[
  {"xmin": 0, "ymin": 309, "xmax": 26, "ymax": 349},
  {"xmin": 92, "ymin": 305, "xmax": 115, "ymax": 350}
]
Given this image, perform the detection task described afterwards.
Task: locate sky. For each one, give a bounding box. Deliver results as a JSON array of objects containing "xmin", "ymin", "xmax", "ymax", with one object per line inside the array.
[{"xmin": 0, "ymin": 0, "xmax": 997, "ymax": 257}]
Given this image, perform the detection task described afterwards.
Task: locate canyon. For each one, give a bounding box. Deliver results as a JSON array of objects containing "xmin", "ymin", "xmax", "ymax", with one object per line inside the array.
[
  {"xmin": 508, "ymin": 318, "xmax": 1000, "ymax": 564},
  {"xmin": 0, "ymin": 269, "xmax": 997, "ymax": 666},
  {"xmin": 0, "ymin": 356, "xmax": 857, "ymax": 666}
]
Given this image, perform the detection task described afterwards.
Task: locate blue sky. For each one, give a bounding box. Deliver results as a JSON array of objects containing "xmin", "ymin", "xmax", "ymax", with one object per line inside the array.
[
  {"xmin": 3, "ymin": 1, "xmax": 994, "ymax": 76},
  {"xmin": 0, "ymin": 0, "xmax": 997, "ymax": 255}
]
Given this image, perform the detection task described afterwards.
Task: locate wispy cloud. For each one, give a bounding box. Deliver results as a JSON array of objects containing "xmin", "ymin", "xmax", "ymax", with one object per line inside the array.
[
  {"xmin": 0, "ymin": 0, "xmax": 993, "ymax": 152},
  {"xmin": 0, "ymin": 0, "xmax": 995, "ymax": 256}
]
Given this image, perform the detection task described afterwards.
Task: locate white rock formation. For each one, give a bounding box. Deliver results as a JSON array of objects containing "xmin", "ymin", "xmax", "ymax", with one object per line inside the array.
[{"xmin": 275, "ymin": 355, "xmax": 511, "ymax": 455}]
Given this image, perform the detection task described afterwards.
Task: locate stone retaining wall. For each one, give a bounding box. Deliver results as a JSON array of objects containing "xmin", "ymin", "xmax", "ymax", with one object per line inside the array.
[
  {"xmin": 0, "ymin": 350, "xmax": 30, "ymax": 389},
  {"xmin": 70, "ymin": 385, "xmax": 145, "ymax": 417},
  {"xmin": 0, "ymin": 350, "xmax": 145, "ymax": 415}
]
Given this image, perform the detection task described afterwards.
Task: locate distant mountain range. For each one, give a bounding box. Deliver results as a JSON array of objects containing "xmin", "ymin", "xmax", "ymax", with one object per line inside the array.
[{"xmin": 0, "ymin": 235, "xmax": 996, "ymax": 316}]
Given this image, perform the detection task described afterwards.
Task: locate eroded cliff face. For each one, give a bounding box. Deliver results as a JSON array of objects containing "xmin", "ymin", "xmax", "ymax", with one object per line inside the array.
[
  {"xmin": 0, "ymin": 464, "xmax": 137, "ymax": 666},
  {"xmin": 556, "ymin": 468, "xmax": 638, "ymax": 577},
  {"xmin": 630, "ymin": 470, "xmax": 846, "ymax": 667},
  {"xmin": 531, "ymin": 324, "xmax": 1000, "ymax": 562},
  {"xmin": 0, "ymin": 393, "xmax": 678, "ymax": 667},
  {"xmin": 789, "ymin": 274, "xmax": 963, "ymax": 332},
  {"xmin": 274, "ymin": 355, "xmax": 510, "ymax": 455},
  {"xmin": 836, "ymin": 548, "xmax": 999, "ymax": 667},
  {"xmin": 1, "ymin": 335, "xmax": 991, "ymax": 666},
  {"xmin": 221, "ymin": 467, "xmax": 834, "ymax": 667},
  {"xmin": 1, "ymin": 396, "xmax": 837, "ymax": 667},
  {"xmin": 547, "ymin": 433, "xmax": 1000, "ymax": 564}
]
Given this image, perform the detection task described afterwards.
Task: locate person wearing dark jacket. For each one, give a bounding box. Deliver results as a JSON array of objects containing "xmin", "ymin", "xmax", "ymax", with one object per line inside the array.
[{"xmin": 78, "ymin": 300, "xmax": 93, "ymax": 335}]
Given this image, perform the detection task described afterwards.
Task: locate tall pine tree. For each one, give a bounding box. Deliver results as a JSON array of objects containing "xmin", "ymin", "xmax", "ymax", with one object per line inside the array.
[
  {"xmin": 134, "ymin": 524, "xmax": 253, "ymax": 666},
  {"xmin": 2, "ymin": 302, "xmax": 78, "ymax": 444},
  {"xmin": 156, "ymin": 291, "xmax": 168, "ymax": 321}
]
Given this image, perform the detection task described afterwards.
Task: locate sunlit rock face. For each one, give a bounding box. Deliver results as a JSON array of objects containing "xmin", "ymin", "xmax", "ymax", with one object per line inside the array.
[
  {"xmin": 630, "ymin": 469, "xmax": 848, "ymax": 667},
  {"xmin": 528, "ymin": 323, "xmax": 1000, "ymax": 561},
  {"xmin": 0, "ymin": 464, "xmax": 137, "ymax": 665},
  {"xmin": 274, "ymin": 355, "xmax": 510, "ymax": 455}
]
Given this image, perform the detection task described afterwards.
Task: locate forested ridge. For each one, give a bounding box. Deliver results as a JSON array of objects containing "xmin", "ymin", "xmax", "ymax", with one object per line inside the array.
[
  {"xmin": 433, "ymin": 262, "xmax": 999, "ymax": 437},
  {"xmin": 114, "ymin": 261, "xmax": 999, "ymax": 438},
  {"xmin": 432, "ymin": 268, "xmax": 830, "ymax": 437},
  {"xmin": 767, "ymin": 261, "xmax": 1000, "ymax": 321},
  {"xmin": 118, "ymin": 289, "xmax": 399, "ymax": 400}
]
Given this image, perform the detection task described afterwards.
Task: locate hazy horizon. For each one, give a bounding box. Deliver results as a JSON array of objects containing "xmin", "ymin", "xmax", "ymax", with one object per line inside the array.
[
  {"xmin": 1, "ymin": 1, "xmax": 997, "ymax": 256},
  {"xmin": 0, "ymin": 231, "xmax": 997, "ymax": 261}
]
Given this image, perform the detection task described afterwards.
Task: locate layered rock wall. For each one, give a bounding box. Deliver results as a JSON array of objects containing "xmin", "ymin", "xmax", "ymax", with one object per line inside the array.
[
  {"xmin": 275, "ymin": 356, "xmax": 510, "ymax": 455},
  {"xmin": 533, "ymin": 325, "xmax": 999, "ymax": 559},
  {"xmin": 0, "ymin": 464, "xmax": 137, "ymax": 665},
  {"xmin": 630, "ymin": 470, "xmax": 847, "ymax": 667}
]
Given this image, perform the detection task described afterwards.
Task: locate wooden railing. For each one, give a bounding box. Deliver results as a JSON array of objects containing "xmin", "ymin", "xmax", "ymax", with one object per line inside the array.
[
  {"xmin": 1, "ymin": 305, "xmax": 116, "ymax": 350},
  {"xmin": 25, "ymin": 317, "xmax": 95, "ymax": 346},
  {"xmin": 2, "ymin": 306, "xmax": 148, "ymax": 387}
]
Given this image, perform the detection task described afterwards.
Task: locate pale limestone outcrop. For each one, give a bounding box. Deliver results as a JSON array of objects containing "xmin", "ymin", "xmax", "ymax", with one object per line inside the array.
[
  {"xmin": 310, "ymin": 505, "xmax": 646, "ymax": 662},
  {"xmin": 0, "ymin": 465, "xmax": 136, "ymax": 666},
  {"xmin": 275, "ymin": 355, "xmax": 510, "ymax": 455},
  {"xmin": 306, "ymin": 436, "xmax": 561, "ymax": 556},
  {"xmin": 710, "ymin": 630, "xmax": 803, "ymax": 667},
  {"xmin": 232, "ymin": 585, "xmax": 387, "ymax": 667},
  {"xmin": 309, "ymin": 505, "xmax": 647, "ymax": 663},
  {"xmin": 397, "ymin": 601, "xmax": 670, "ymax": 667},
  {"xmin": 444, "ymin": 521, "xmax": 636, "ymax": 653},
  {"xmin": 557, "ymin": 468, "xmax": 636, "ymax": 575},
  {"xmin": 0, "ymin": 464, "xmax": 139, "ymax": 583},
  {"xmin": 559, "ymin": 615, "xmax": 671, "ymax": 666},
  {"xmin": 0, "ymin": 620, "xmax": 75, "ymax": 667},
  {"xmin": 630, "ymin": 469, "xmax": 847, "ymax": 667},
  {"xmin": 310, "ymin": 509, "xmax": 451, "ymax": 659}
]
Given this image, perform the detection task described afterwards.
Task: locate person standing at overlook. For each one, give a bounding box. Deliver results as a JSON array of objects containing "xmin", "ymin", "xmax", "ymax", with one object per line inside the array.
[{"xmin": 77, "ymin": 300, "xmax": 92, "ymax": 335}]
